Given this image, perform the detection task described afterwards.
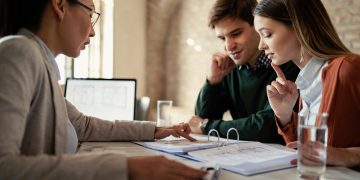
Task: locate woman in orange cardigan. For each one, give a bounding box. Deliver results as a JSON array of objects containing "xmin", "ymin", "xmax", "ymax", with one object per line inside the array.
[{"xmin": 253, "ymin": 0, "xmax": 360, "ymax": 169}]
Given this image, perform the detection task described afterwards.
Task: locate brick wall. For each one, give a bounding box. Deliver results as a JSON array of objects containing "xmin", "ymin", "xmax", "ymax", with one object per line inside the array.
[
  {"xmin": 146, "ymin": 0, "xmax": 219, "ymax": 121},
  {"xmin": 146, "ymin": 0, "xmax": 360, "ymax": 121},
  {"xmin": 322, "ymin": 0, "xmax": 360, "ymax": 53}
]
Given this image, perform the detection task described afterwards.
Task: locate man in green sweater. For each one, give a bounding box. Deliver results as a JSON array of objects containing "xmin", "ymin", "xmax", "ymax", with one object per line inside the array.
[{"xmin": 188, "ymin": 0, "xmax": 299, "ymax": 144}]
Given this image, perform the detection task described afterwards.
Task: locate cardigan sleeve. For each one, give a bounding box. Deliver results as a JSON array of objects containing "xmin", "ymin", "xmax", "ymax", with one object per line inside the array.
[{"xmin": 275, "ymin": 111, "xmax": 298, "ymax": 144}]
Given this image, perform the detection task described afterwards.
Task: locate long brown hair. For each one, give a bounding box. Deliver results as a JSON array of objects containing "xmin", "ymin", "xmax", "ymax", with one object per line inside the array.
[{"xmin": 254, "ymin": 0, "xmax": 352, "ymax": 60}]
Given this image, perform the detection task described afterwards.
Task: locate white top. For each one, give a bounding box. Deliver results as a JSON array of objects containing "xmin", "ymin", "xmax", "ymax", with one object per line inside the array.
[{"xmin": 295, "ymin": 57, "xmax": 328, "ymax": 125}]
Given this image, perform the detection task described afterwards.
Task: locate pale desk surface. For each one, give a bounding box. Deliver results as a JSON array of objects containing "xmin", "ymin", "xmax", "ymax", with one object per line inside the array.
[{"xmin": 78, "ymin": 142, "xmax": 360, "ymax": 180}]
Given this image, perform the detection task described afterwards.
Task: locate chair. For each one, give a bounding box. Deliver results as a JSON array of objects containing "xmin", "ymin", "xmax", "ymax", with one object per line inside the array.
[{"xmin": 135, "ymin": 96, "xmax": 150, "ymax": 120}]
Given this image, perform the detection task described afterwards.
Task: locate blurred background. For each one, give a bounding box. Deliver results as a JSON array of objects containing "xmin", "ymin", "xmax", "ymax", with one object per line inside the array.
[{"xmin": 58, "ymin": 0, "xmax": 360, "ymax": 122}]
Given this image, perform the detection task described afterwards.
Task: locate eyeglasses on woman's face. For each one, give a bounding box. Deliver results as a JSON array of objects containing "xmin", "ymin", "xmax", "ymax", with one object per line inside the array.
[{"xmin": 76, "ymin": 1, "xmax": 101, "ymax": 26}]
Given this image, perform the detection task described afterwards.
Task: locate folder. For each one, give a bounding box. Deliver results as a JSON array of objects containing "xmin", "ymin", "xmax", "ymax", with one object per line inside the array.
[
  {"xmin": 181, "ymin": 141, "xmax": 296, "ymax": 176},
  {"xmin": 134, "ymin": 128, "xmax": 297, "ymax": 176}
]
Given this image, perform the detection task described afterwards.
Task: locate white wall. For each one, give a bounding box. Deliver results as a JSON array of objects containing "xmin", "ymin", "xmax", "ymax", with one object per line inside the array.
[{"xmin": 113, "ymin": 0, "xmax": 146, "ymax": 97}]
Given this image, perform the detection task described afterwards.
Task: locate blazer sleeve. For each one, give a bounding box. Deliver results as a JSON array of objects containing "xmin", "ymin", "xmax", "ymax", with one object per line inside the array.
[{"xmin": 66, "ymin": 100, "xmax": 156, "ymax": 142}]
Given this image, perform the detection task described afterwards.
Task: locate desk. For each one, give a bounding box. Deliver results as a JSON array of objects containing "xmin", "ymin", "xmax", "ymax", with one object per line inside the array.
[{"xmin": 78, "ymin": 142, "xmax": 360, "ymax": 180}]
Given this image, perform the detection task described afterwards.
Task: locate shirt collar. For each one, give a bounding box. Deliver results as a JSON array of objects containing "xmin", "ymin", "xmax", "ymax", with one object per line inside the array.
[
  {"xmin": 295, "ymin": 57, "xmax": 326, "ymax": 90},
  {"xmin": 238, "ymin": 51, "xmax": 271, "ymax": 71},
  {"xmin": 24, "ymin": 29, "xmax": 61, "ymax": 81}
]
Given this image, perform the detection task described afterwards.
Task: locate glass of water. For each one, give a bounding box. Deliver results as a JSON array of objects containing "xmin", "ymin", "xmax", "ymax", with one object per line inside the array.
[
  {"xmin": 297, "ymin": 112, "xmax": 328, "ymax": 179},
  {"xmin": 157, "ymin": 100, "xmax": 172, "ymax": 127}
]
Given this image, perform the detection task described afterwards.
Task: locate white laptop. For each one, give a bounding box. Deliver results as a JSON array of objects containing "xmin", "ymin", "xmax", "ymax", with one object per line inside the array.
[{"xmin": 64, "ymin": 78, "xmax": 136, "ymax": 121}]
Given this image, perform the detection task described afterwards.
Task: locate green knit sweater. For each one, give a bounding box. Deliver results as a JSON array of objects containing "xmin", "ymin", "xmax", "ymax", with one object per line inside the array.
[{"xmin": 195, "ymin": 61, "xmax": 299, "ymax": 144}]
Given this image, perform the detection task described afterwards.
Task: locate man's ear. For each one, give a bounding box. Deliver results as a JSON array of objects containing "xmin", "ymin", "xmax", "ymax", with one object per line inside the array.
[{"xmin": 51, "ymin": 0, "xmax": 66, "ymax": 20}]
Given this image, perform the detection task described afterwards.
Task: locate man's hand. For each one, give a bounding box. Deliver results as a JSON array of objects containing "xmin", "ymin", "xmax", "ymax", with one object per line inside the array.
[
  {"xmin": 154, "ymin": 123, "xmax": 196, "ymax": 141},
  {"xmin": 207, "ymin": 52, "xmax": 236, "ymax": 85},
  {"xmin": 187, "ymin": 115, "xmax": 204, "ymax": 134},
  {"xmin": 128, "ymin": 156, "xmax": 207, "ymax": 180}
]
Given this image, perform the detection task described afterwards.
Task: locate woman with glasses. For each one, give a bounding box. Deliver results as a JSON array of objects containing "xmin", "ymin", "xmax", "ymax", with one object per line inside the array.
[{"xmin": 0, "ymin": 0, "xmax": 206, "ymax": 179}]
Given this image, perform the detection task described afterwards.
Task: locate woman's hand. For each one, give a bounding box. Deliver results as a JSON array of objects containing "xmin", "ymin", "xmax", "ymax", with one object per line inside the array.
[
  {"xmin": 286, "ymin": 141, "xmax": 325, "ymax": 166},
  {"xmin": 287, "ymin": 142, "xmax": 360, "ymax": 167},
  {"xmin": 267, "ymin": 63, "xmax": 299, "ymax": 126},
  {"xmin": 327, "ymin": 146, "xmax": 360, "ymax": 167},
  {"xmin": 154, "ymin": 123, "xmax": 196, "ymax": 141},
  {"xmin": 128, "ymin": 156, "xmax": 207, "ymax": 180},
  {"xmin": 297, "ymin": 142, "xmax": 325, "ymax": 167}
]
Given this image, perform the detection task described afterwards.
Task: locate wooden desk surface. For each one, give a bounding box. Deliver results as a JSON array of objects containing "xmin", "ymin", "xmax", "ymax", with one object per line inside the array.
[{"xmin": 78, "ymin": 142, "xmax": 360, "ymax": 180}]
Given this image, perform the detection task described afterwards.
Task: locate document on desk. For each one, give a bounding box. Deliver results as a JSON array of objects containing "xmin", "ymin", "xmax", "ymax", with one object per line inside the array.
[
  {"xmin": 133, "ymin": 134, "xmax": 247, "ymax": 154},
  {"xmin": 184, "ymin": 142, "xmax": 297, "ymax": 176}
]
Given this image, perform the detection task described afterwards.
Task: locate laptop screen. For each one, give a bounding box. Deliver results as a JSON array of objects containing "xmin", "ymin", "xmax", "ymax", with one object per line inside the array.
[{"xmin": 64, "ymin": 78, "xmax": 136, "ymax": 121}]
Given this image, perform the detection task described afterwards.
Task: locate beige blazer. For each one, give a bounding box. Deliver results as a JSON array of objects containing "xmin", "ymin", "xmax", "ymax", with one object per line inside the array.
[{"xmin": 0, "ymin": 29, "xmax": 156, "ymax": 180}]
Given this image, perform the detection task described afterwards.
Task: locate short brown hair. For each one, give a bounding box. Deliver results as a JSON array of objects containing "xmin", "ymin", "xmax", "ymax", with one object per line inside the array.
[{"xmin": 208, "ymin": 0, "xmax": 258, "ymax": 29}]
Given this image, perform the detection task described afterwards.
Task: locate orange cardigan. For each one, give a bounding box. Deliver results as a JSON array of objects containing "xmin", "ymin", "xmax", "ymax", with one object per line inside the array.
[{"xmin": 276, "ymin": 55, "xmax": 360, "ymax": 148}]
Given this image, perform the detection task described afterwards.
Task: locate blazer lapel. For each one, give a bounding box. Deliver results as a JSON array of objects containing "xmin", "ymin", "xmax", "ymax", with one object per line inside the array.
[{"xmin": 18, "ymin": 29, "xmax": 68, "ymax": 154}]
